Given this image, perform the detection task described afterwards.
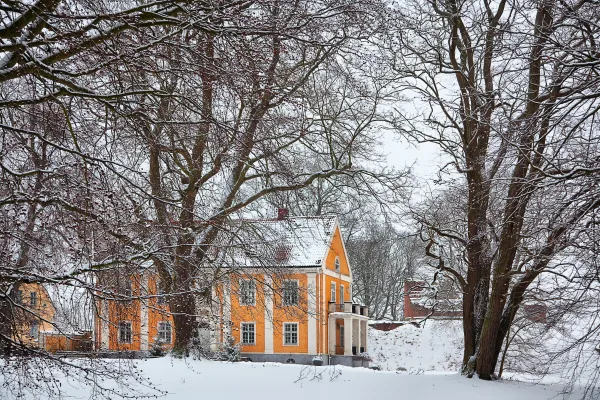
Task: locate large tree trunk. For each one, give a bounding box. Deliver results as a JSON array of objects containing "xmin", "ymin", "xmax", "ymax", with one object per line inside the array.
[{"xmin": 170, "ymin": 290, "xmax": 197, "ymax": 355}]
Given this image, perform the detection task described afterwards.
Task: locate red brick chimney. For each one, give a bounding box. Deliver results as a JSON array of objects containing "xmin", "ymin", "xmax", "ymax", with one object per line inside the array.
[{"xmin": 277, "ymin": 208, "xmax": 289, "ymax": 220}]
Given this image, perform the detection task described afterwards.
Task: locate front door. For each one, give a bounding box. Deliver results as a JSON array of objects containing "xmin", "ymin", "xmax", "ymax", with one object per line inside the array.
[{"xmin": 338, "ymin": 324, "xmax": 344, "ymax": 354}]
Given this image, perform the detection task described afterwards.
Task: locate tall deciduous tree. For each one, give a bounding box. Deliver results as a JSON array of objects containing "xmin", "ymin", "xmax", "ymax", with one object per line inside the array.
[{"xmin": 382, "ymin": 0, "xmax": 600, "ymax": 380}]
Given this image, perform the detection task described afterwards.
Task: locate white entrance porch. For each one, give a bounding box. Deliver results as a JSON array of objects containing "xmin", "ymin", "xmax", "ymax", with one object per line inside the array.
[{"xmin": 328, "ymin": 302, "xmax": 369, "ymax": 356}]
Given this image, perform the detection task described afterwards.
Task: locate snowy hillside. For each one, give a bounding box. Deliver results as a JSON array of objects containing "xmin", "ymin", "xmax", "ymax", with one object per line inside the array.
[{"xmin": 368, "ymin": 319, "xmax": 464, "ymax": 372}]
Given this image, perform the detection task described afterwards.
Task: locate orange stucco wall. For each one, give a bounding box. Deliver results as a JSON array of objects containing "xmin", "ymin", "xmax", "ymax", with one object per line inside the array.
[
  {"xmin": 228, "ymin": 273, "xmax": 310, "ymax": 354},
  {"xmin": 230, "ymin": 274, "xmax": 266, "ymax": 353},
  {"xmin": 147, "ymin": 275, "xmax": 175, "ymax": 348},
  {"xmin": 96, "ymin": 273, "xmax": 174, "ymax": 352},
  {"xmin": 322, "ymin": 226, "xmax": 352, "ymax": 354},
  {"xmin": 325, "ymin": 227, "xmax": 351, "ymax": 276},
  {"xmin": 272, "ymin": 273, "xmax": 308, "ymax": 354},
  {"xmin": 13, "ymin": 283, "xmax": 55, "ymax": 347}
]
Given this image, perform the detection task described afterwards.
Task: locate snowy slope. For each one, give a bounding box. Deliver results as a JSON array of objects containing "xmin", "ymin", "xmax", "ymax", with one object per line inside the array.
[
  {"xmin": 9, "ymin": 358, "xmax": 585, "ymax": 400},
  {"xmin": 368, "ymin": 319, "xmax": 463, "ymax": 372}
]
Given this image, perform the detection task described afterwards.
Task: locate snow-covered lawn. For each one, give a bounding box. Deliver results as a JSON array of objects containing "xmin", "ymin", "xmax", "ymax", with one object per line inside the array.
[
  {"xmin": 2, "ymin": 322, "xmax": 589, "ymax": 399},
  {"xmin": 51, "ymin": 358, "xmax": 582, "ymax": 400}
]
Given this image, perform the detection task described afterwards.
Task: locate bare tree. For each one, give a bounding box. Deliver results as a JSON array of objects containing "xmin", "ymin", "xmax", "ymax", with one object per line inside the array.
[
  {"xmin": 100, "ymin": 0, "xmax": 407, "ymax": 353},
  {"xmin": 381, "ymin": 0, "xmax": 600, "ymax": 381}
]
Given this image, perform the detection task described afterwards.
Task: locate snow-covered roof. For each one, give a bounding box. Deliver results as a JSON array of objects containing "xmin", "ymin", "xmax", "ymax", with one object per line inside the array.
[{"xmin": 218, "ymin": 215, "xmax": 337, "ymax": 268}]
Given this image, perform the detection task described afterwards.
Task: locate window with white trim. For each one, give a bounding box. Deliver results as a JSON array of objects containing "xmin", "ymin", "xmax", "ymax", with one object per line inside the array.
[
  {"xmin": 330, "ymin": 282, "xmax": 336, "ymax": 303},
  {"xmin": 241, "ymin": 322, "xmax": 255, "ymax": 345},
  {"xmin": 240, "ymin": 280, "xmax": 256, "ymax": 306},
  {"xmin": 158, "ymin": 321, "xmax": 172, "ymax": 344},
  {"xmin": 119, "ymin": 321, "xmax": 132, "ymax": 344},
  {"xmin": 340, "ymin": 285, "xmax": 345, "ymax": 305},
  {"xmin": 29, "ymin": 291, "xmax": 37, "ymax": 307},
  {"xmin": 335, "ymin": 257, "xmax": 340, "ymax": 272},
  {"xmin": 283, "ymin": 280, "xmax": 299, "ymax": 306},
  {"xmin": 30, "ymin": 322, "xmax": 39, "ymax": 338},
  {"xmin": 283, "ymin": 323, "xmax": 298, "ymax": 345}
]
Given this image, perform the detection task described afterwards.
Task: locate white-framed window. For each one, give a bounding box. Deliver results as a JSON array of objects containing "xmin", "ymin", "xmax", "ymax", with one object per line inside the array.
[
  {"xmin": 283, "ymin": 323, "xmax": 299, "ymax": 346},
  {"xmin": 241, "ymin": 322, "xmax": 255, "ymax": 345},
  {"xmin": 335, "ymin": 257, "xmax": 340, "ymax": 272},
  {"xmin": 30, "ymin": 322, "xmax": 39, "ymax": 338},
  {"xmin": 158, "ymin": 321, "xmax": 172, "ymax": 344},
  {"xmin": 283, "ymin": 280, "xmax": 299, "ymax": 306},
  {"xmin": 330, "ymin": 282, "xmax": 336, "ymax": 303},
  {"xmin": 29, "ymin": 291, "xmax": 37, "ymax": 307},
  {"xmin": 340, "ymin": 285, "xmax": 345, "ymax": 304},
  {"xmin": 119, "ymin": 321, "xmax": 132, "ymax": 344},
  {"xmin": 240, "ymin": 280, "xmax": 256, "ymax": 306}
]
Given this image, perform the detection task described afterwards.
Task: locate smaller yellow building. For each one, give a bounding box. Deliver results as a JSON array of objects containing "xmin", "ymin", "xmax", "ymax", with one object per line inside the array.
[{"xmin": 12, "ymin": 283, "xmax": 56, "ymax": 348}]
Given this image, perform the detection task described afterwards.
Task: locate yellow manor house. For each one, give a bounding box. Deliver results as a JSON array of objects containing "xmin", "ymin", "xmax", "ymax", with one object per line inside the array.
[{"xmin": 95, "ymin": 214, "xmax": 369, "ymax": 367}]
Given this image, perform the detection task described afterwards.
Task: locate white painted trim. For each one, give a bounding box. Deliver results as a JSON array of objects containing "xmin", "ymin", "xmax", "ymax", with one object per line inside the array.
[
  {"xmin": 352, "ymin": 318, "xmax": 359, "ymax": 347},
  {"xmin": 335, "ymin": 219, "xmax": 353, "ymax": 281},
  {"xmin": 240, "ymin": 322, "xmax": 256, "ymax": 345},
  {"xmin": 322, "ymin": 268, "xmax": 352, "ymax": 282},
  {"xmin": 210, "ymin": 286, "xmax": 220, "ymax": 351},
  {"xmin": 307, "ymin": 273, "xmax": 317, "ymax": 355},
  {"xmin": 328, "ymin": 312, "xmax": 369, "ymax": 321},
  {"xmin": 282, "ymin": 322, "xmax": 299, "ymax": 346},
  {"xmin": 340, "ymin": 284, "xmax": 345, "ymax": 305},
  {"xmin": 223, "ymin": 280, "xmax": 232, "ymax": 337},
  {"xmin": 264, "ymin": 275, "xmax": 274, "ymax": 354},
  {"xmin": 317, "ymin": 216, "xmax": 338, "ymax": 269},
  {"xmin": 140, "ymin": 275, "xmax": 149, "ymax": 351},
  {"xmin": 320, "ymin": 272, "xmax": 326, "ymax": 353},
  {"xmin": 225, "ymin": 267, "xmax": 321, "ymax": 275},
  {"xmin": 100, "ymin": 300, "xmax": 109, "ymax": 350},
  {"xmin": 343, "ymin": 316, "xmax": 353, "ymax": 356}
]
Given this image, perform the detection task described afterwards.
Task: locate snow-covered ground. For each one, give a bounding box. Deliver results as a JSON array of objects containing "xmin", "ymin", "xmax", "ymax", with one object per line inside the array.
[
  {"xmin": 20, "ymin": 357, "xmax": 583, "ymax": 400},
  {"xmin": 369, "ymin": 319, "xmax": 463, "ymax": 372},
  {"xmin": 2, "ymin": 321, "xmax": 591, "ymax": 399}
]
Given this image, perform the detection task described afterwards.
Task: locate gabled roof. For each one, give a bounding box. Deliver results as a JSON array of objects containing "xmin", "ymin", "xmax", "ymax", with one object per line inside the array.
[{"xmin": 215, "ymin": 215, "xmax": 338, "ymax": 268}]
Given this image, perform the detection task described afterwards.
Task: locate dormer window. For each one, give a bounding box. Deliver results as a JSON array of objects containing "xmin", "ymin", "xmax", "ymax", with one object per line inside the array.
[{"xmin": 335, "ymin": 257, "xmax": 340, "ymax": 272}]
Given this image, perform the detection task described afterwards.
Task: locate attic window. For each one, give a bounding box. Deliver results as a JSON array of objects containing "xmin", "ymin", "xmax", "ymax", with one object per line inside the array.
[{"xmin": 335, "ymin": 257, "xmax": 340, "ymax": 272}]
